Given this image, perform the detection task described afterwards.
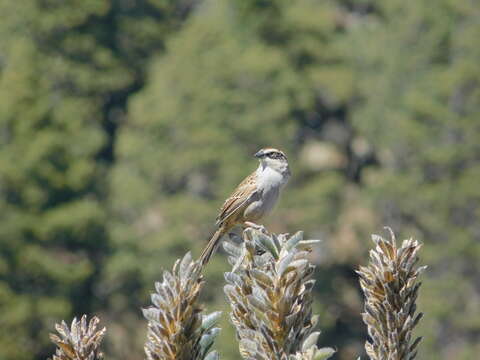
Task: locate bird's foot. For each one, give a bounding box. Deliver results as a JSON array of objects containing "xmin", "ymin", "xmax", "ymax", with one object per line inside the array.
[{"xmin": 244, "ymin": 221, "xmax": 267, "ymax": 233}]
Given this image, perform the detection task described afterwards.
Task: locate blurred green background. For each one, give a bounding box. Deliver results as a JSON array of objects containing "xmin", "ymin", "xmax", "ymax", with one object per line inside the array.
[{"xmin": 1, "ymin": 0, "xmax": 479, "ymax": 359}]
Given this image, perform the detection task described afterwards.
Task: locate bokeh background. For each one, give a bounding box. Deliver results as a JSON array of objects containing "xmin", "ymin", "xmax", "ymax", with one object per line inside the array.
[{"xmin": 1, "ymin": 0, "xmax": 479, "ymax": 359}]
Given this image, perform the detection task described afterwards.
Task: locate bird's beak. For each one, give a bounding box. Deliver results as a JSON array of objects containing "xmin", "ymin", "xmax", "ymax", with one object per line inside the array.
[{"xmin": 254, "ymin": 150, "xmax": 264, "ymax": 158}]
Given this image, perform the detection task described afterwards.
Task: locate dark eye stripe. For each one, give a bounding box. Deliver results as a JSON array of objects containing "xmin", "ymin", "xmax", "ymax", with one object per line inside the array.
[{"xmin": 267, "ymin": 152, "xmax": 284, "ymax": 159}]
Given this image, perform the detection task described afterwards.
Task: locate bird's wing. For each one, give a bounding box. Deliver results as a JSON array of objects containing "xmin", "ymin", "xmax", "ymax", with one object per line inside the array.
[{"xmin": 216, "ymin": 171, "xmax": 258, "ymax": 226}]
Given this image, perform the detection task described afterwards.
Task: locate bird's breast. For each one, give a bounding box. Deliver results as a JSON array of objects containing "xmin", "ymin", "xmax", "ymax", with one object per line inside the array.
[
  {"xmin": 257, "ymin": 168, "xmax": 288, "ymax": 206},
  {"xmin": 256, "ymin": 167, "xmax": 288, "ymax": 190},
  {"xmin": 243, "ymin": 168, "xmax": 287, "ymax": 221}
]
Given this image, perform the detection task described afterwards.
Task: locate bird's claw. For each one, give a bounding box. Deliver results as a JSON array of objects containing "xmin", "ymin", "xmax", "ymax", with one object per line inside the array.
[{"xmin": 244, "ymin": 221, "xmax": 267, "ymax": 233}]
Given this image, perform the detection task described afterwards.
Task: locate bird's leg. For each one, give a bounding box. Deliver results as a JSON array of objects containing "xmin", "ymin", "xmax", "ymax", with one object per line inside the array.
[{"xmin": 243, "ymin": 221, "xmax": 267, "ymax": 233}]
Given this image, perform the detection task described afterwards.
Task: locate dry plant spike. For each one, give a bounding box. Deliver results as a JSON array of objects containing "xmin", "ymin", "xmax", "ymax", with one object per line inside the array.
[
  {"xmin": 357, "ymin": 227, "xmax": 426, "ymax": 360},
  {"xmin": 142, "ymin": 251, "xmax": 221, "ymax": 360},
  {"xmin": 49, "ymin": 315, "xmax": 106, "ymax": 360},
  {"xmin": 223, "ymin": 227, "xmax": 334, "ymax": 360}
]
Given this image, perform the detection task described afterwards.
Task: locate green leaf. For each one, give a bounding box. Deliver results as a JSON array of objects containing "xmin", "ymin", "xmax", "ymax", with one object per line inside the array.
[
  {"xmin": 277, "ymin": 252, "xmax": 295, "ymax": 276},
  {"xmin": 199, "ymin": 328, "xmax": 221, "ymax": 354},
  {"xmin": 201, "ymin": 312, "xmax": 222, "ymax": 331},
  {"xmin": 285, "ymin": 231, "xmax": 304, "ymax": 252},
  {"xmin": 204, "ymin": 350, "xmax": 219, "ymax": 360},
  {"xmin": 297, "ymin": 239, "xmax": 322, "ymax": 251},
  {"xmin": 314, "ymin": 347, "xmax": 336, "ymax": 360},
  {"xmin": 254, "ymin": 232, "xmax": 279, "ymax": 259},
  {"xmin": 302, "ymin": 331, "xmax": 321, "ymax": 351}
]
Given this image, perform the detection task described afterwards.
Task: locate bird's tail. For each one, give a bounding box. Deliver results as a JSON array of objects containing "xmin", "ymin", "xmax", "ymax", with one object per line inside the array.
[{"xmin": 199, "ymin": 226, "xmax": 227, "ymax": 266}]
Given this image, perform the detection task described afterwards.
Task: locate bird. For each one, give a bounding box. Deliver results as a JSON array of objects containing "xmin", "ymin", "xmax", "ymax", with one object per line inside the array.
[{"xmin": 199, "ymin": 147, "xmax": 291, "ymax": 266}]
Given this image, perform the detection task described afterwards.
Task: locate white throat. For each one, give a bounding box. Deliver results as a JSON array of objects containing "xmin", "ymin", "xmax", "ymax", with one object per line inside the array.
[{"xmin": 256, "ymin": 162, "xmax": 290, "ymax": 189}]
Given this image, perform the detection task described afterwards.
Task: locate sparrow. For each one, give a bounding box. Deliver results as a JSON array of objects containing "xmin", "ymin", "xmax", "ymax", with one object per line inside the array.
[{"xmin": 199, "ymin": 147, "xmax": 291, "ymax": 266}]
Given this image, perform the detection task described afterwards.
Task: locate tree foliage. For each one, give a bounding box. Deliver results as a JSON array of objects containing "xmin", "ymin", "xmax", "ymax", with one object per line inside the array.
[
  {"xmin": 349, "ymin": 1, "xmax": 480, "ymax": 358},
  {"xmin": 0, "ymin": 0, "xmax": 479, "ymax": 359}
]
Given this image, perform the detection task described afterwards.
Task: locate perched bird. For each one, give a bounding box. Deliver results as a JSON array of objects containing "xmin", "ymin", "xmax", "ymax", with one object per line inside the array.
[{"xmin": 199, "ymin": 148, "xmax": 291, "ymax": 266}]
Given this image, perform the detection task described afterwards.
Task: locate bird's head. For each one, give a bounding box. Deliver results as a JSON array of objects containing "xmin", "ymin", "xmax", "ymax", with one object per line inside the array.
[{"xmin": 254, "ymin": 147, "xmax": 289, "ymax": 173}]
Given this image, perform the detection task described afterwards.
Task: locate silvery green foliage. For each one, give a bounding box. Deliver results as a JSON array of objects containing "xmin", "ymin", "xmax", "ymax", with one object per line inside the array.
[
  {"xmin": 357, "ymin": 228, "xmax": 426, "ymax": 360},
  {"xmin": 142, "ymin": 252, "xmax": 220, "ymax": 360},
  {"xmin": 223, "ymin": 228, "xmax": 334, "ymax": 360},
  {"xmin": 49, "ymin": 315, "xmax": 106, "ymax": 360}
]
